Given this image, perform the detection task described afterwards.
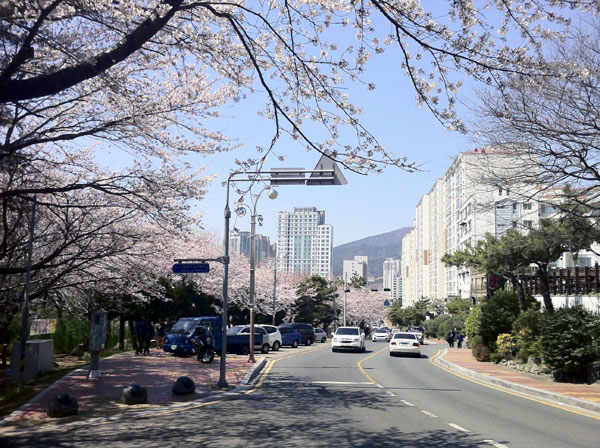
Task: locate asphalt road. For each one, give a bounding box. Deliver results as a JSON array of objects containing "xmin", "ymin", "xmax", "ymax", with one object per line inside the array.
[{"xmin": 2, "ymin": 340, "xmax": 598, "ymax": 447}]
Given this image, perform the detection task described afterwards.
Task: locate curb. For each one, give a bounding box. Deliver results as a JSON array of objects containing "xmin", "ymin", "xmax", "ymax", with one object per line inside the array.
[
  {"xmin": 239, "ymin": 357, "xmax": 267, "ymax": 386},
  {"xmin": 435, "ymin": 348, "xmax": 600, "ymax": 415}
]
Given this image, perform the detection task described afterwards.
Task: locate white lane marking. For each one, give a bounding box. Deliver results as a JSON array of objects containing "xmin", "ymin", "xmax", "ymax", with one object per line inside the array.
[
  {"xmin": 376, "ymin": 384, "xmax": 384, "ymax": 389},
  {"xmin": 400, "ymin": 400, "xmax": 414, "ymax": 407},
  {"xmin": 448, "ymin": 423, "xmax": 470, "ymax": 433},
  {"xmin": 484, "ymin": 440, "xmax": 508, "ymax": 448},
  {"xmin": 421, "ymin": 410, "xmax": 438, "ymax": 418},
  {"xmin": 265, "ymin": 380, "xmax": 375, "ymax": 385},
  {"xmin": 386, "ymin": 391, "xmax": 397, "ymax": 397}
]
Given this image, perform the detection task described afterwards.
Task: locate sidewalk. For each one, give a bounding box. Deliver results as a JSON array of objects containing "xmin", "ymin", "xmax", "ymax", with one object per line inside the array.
[
  {"xmin": 438, "ymin": 347, "xmax": 600, "ymax": 414},
  {"xmin": 0, "ymin": 348, "xmax": 259, "ymax": 429}
]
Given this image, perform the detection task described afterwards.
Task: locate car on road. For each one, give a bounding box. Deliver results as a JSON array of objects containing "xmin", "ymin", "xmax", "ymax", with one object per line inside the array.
[
  {"xmin": 389, "ymin": 332, "xmax": 421, "ymax": 357},
  {"xmin": 278, "ymin": 326, "xmax": 302, "ymax": 348},
  {"xmin": 332, "ymin": 326, "xmax": 366, "ymax": 352},
  {"xmin": 371, "ymin": 327, "xmax": 391, "ymax": 342},
  {"xmin": 406, "ymin": 325, "xmax": 424, "ymax": 344},
  {"xmin": 314, "ymin": 328, "xmax": 327, "ymax": 343},
  {"xmin": 258, "ymin": 325, "xmax": 282, "ymax": 351},
  {"xmin": 278, "ymin": 323, "xmax": 315, "ymax": 346}
]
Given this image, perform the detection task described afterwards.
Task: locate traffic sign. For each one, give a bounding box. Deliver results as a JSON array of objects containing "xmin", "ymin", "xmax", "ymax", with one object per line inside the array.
[
  {"xmin": 172, "ymin": 263, "xmax": 210, "ymax": 274},
  {"xmin": 383, "ymin": 299, "xmax": 391, "ymax": 306}
]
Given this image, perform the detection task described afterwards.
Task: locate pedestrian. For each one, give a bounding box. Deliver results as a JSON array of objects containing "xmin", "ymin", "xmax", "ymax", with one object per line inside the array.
[
  {"xmin": 142, "ymin": 320, "xmax": 154, "ymax": 354},
  {"xmin": 446, "ymin": 331, "xmax": 455, "ymax": 348},
  {"xmin": 156, "ymin": 320, "xmax": 165, "ymax": 349},
  {"xmin": 134, "ymin": 319, "xmax": 145, "ymax": 355},
  {"xmin": 456, "ymin": 332, "xmax": 464, "ymax": 349}
]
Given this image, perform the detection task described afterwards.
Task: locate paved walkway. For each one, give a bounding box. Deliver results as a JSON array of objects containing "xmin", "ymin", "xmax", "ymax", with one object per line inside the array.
[
  {"xmin": 439, "ymin": 347, "xmax": 600, "ymax": 413},
  {"xmin": 0, "ymin": 349, "xmax": 256, "ymax": 429}
]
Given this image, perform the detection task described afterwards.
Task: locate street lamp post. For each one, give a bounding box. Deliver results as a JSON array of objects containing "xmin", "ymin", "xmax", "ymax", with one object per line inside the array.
[
  {"xmin": 343, "ymin": 272, "xmax": 348, "ymax": 326},
  {"xmin": 272, "ymin": 260, "xmax": 277, "ymax": 325},
  {"xmin": 220, "ymin": 155, "xmax": 347, "ymax": 382}
]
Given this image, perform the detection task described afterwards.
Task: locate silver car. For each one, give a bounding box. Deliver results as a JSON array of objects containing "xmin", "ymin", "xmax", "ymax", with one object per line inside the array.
[{"xmin": 372, "ymin": 327, "xmax": 391, "ymax": 342}]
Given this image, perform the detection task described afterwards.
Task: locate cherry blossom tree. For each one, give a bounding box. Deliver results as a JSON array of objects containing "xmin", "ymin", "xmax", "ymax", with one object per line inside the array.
[{"xmin": 344, "ymin": 287, "xmax": 387, "ymax": 327}]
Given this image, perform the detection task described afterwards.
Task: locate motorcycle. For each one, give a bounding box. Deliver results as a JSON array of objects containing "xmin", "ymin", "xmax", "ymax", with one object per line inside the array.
[{"xmin": 192, "ymin": 326, "xmax": 216, "ymax": 364}]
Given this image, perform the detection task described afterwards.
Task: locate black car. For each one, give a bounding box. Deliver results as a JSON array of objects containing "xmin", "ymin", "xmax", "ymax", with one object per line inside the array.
[{"xmin": 278, "ymin": 323, "xmax": 315, "ymax": 346}]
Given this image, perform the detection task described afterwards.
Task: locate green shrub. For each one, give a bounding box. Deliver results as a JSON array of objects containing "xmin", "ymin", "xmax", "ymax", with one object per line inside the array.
[
  {"xmin": 512, "ymin": 308, "xmax": 543, "ymax": 363},
  {"xmin": 478, "ymin": 290, "xmax": 522, "ymax": 346},
  {"xmin": 422, "ymin": 314, "xmax": 450, "ymax": 339},
  {"xmin": 541, "ymin": 307, "xmax": 600, "ymax": 383},
  {"xmin": 496, "ymin": 333, "xmax": 517, "ymax": 360},
  {"xmin": 465, "ymin": 304, "xmax": 482, "ymax": 343}
]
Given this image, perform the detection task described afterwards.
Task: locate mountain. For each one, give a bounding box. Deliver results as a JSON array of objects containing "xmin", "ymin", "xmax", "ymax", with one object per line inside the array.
[{"xmin": 332, "ymin": 227, "xmax": 412, "ymax": 279}]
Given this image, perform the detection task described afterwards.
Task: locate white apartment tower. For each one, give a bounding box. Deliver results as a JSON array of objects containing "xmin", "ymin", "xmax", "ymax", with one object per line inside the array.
[
  {"xmin": 402, "ymin": 149, "xmax": 540, "ymax": 306},
  {"xmin": 343, "ymin": 256, "xmax": 368, "ymax": 284},
  {"xmin": 276, "ymin": 207, "xmax": 333, "ymax": 279},
  {"xmin": 383, "ymin": 258, "xmax": 401, "ymax": 292}
]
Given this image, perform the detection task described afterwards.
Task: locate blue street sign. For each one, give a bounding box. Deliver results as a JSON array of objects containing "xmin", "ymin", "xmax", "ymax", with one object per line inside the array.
[
  {"xmin": 172, "ymin": 263, "xmax": 210, "ymax": 274},
  {"xmin": 383, "ymin": 299, "xmax": 391, "ymax": 306}
]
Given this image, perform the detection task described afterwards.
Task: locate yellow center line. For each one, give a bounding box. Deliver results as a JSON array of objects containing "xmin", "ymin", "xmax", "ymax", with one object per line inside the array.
[
  {"xmin": 245, "ymin": 344, "xmax": 330, "ymax": 394},
  {"xmin": 356, "ymin": 346, "xmax": 389, "ymax": 386},
  {"xmin": 429, "ymin": 349, "xmax": 600, "ymax": 421}
]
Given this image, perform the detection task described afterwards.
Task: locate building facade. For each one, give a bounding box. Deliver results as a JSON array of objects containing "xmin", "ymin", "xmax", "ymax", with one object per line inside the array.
[
  {"xmin": 276, "ymin": 207, "xmax": 333, "ymax": 279},
  {"xmin": 230, "ymin": 231, "xmax": 272, "ymax": 264},
  {"xmin": 343, "ymin": 256, "xmax": 368, "ymax": 284},
  {"xmin": 382, "ymin": 258, "xmax": 401, "ymax": 296},
  {"xmin": 402, "ymin": 149, "xmax": 542, "ymax": 306}
]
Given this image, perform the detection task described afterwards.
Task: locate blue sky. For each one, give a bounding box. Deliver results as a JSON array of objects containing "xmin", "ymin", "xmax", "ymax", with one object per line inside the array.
[{"xmin": 193, "ymin": 52, "xmax": 474, "ymax": 247}]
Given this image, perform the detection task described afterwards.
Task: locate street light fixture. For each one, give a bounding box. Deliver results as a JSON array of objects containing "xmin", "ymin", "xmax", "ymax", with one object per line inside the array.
[{"xmin": 218, "ymin": 155, "xmax": 347, "ymax": 387}]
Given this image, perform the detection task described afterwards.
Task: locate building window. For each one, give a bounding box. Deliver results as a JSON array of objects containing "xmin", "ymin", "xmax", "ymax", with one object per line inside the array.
[
  {"xmin": 523, "ymin": 220, "xmax": 533, "ymax": 229},
  {"xmin": 498, "ymin": 187, "xmax": 502, "ymax": 195},
  {"xmin": 523, "ymin": 203, "xmax": 532, "ymax": 210}
]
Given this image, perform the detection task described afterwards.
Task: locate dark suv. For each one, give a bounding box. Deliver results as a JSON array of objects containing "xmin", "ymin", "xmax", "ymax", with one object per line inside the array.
[{"xmin": 278, "ymin": 323, "xmax": 315, "ymax": 346}]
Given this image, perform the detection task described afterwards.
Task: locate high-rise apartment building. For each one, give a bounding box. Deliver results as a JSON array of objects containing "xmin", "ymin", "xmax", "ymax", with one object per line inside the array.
[
  {"xmin": 276, "ymin": 207, "xmax": 333, "ymax": 279},
  {"xmin": 230, "ymin": 231, "xmax": 272, "ymax": 264},
  {"xmin": 383, "ymin": 258, "xmax": 401, "ymax": 294},
  {"xmin": 343, "ymin": 256, "xmax": 368, "ymax": 284},
  {"xmin": 402, "ymin": 149, "xmax": 540, "ymax": 306}
]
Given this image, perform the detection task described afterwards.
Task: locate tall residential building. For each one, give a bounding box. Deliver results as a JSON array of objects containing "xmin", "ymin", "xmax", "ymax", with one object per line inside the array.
[
  {"xmin": 402, "ymin": 148, "xmax": 541, "ymax": 306},
  {"xmin": 276, "ymin": 207, "xmax": 333, "ymax": 279},
  {"xmin": 343, "ymin": 256, "xmax": 368, "ymax": 284},
  {"xmin": 383, "ymin": 258, "xmax": 401, "ymax": 294},
  {"xmin": 230, "ymin": 231, "xmax": 272, "ymax": 264}
]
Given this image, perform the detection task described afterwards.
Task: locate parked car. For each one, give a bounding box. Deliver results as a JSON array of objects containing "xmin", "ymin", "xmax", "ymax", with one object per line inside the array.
[
  {"xmin": 278, "ymin": 326, "xmax": 302, "ymax": 348},
  {"xmin": 258, "ymin": 324, "xmax": 282, "ymax": 351},
  {"xmin": 332, "ymin": 326, "xmax": 366, "ymax": 352},
  {"xmin": 227, "ymin": 325, "xmax": 271, "ymax": 354},
  {"xmin": 278, "ymin": 323, "xmax": 315, "ymax": 346},
  {"xmin": 406, "ymin": 326, "xmax": 424, "ymax": 344},
  {"xmin": 372, "ymin": 327, "xmax": 391, "ymax": 342},
  {"xmin": 389, "ymin": 332, "xmax": 421, "ymax": 357},
  {"xmin": 314, "ymin": 328, "xmax": 327, "ymax": 343}
]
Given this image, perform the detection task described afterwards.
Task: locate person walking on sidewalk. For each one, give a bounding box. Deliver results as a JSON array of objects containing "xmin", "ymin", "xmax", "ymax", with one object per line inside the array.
[
  {"xmin": 446, "ymin": 331, "xmax": 455, "ymax": 348},
  {"xmin": 156, "ymin": 320, "xmax": 165, "ymax": 349},
  {"xmin": 135, "ymin": 319, "xmax": 145, "ymax": 355},
  {"xmin": 456, "ymin": 332, "xmax": 464, "ymax": 348},
  {"xmin": 142, "ymin": 320, "xmax": 155, "ymax": 354}
]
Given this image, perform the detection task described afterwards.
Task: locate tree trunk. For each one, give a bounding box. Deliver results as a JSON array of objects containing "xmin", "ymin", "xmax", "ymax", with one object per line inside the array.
[
  {"xmin": 509, "ymin": 274, "xmax": 527, "ymax": 311},
  {"xmin": 128, "ymin": 319, "xmax": 137, "ymax": 352},
  {"xmin": 119, "ymin": 315, "xmax": 125, "ymax": 351},
  {"xmin": 537, "ymin": 267, "xmax": 555, "ymax": 312}
]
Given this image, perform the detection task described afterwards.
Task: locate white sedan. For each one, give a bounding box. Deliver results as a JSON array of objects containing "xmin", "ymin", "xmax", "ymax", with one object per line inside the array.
[
  {"xmin": 372, "ymin": 328, "xmax": 391, "ymax": 342},
  {"xmin": 389, "ymin": 332, "xmax": 421, "ymax": 357},
  {"xmin": 332, "ymin": 327, "xmax": 366, "ymax": 352}
]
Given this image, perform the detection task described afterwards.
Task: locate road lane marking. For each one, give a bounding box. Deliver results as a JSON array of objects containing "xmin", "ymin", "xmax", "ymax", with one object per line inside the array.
[
  {"xmin": 421, "ymin": 410, "xmax": 438, "ymax": 418},
  {"xmin": 484, "ymin": 440, "xmax": 508, "ymax": 448},
  {"xmin": 265, "ymin": 380, "xmax": 375, "ymax": 385},
  {"xmin": 248, "ymin": 344, "xmax": 329, "ymax": 394},
  {"xmin": 356, "ymin": 346, "xmax": 389, "ymax": 387},
  {"xmin": 448, "ymin": 423, "xmax": 470, "ymax": 433},
  {"xmin": 386, "ymin": 391, "xmax": 397, "ymax": 397},
  {"xmin": 400, "ymin": 400, "xmax": 415, "ymax": 407},
  {"xmin": 429, "ymin": 349, "xmax": 600, "ymax": 421}
]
